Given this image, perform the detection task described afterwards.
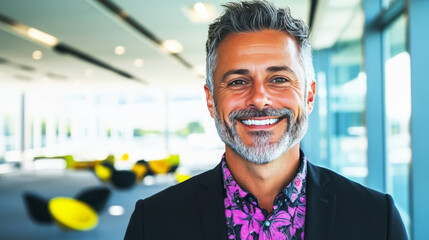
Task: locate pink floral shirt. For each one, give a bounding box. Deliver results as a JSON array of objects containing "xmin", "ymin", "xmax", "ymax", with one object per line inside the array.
[{"xmin": 222, "ymin": 153, "xmax": 307, "ymax": 240}]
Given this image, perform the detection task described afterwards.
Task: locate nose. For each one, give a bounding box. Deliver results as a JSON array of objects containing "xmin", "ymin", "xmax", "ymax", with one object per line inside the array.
[{"xmin": 247, "ymin": 81, "xmax": 272, "ymax": 110}]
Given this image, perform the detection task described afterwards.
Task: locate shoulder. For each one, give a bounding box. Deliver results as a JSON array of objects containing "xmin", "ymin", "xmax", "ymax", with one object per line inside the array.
[
  {"xmin": 307, "ymin": 162, "xmax": 407, "ymax": 239},
  {"xmin": 307, "ymin": 161, "xmax": 385, "ymax": 202},
  {"xmin": 307, "ymin": 161, "xmax": 390, "ymax": 222}
]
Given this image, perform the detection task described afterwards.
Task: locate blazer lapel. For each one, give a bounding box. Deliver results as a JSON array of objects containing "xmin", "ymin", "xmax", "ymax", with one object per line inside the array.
[
  {"xmin": 305, "ymin": 162, "xmax": 337, "ymax": 240},
  {"xmin": 197, "ymin": 163, "xmax": 228, "ymax": 240}
]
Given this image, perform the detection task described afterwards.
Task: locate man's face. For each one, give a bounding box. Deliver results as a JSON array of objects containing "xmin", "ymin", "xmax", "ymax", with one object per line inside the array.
[{"xmin": 205, "ymin": 29, "xmax": 315, "ymax": 164}]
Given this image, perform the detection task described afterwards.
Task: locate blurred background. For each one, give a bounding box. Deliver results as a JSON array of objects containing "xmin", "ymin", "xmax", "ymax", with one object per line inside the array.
[{"xmin": 0, "ymin": 0, "xmax": 427, "ymax": 239}]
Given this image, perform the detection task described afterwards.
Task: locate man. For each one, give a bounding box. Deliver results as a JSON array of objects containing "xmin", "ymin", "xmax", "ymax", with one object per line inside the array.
[{"xmin": 125, "ymin": 1, "xmax": 407, "ymax": 239}]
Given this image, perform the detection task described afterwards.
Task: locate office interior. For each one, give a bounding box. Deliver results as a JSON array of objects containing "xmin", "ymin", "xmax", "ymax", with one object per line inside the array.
[{"xmin": 0, "ymin": 0, "xmax": 427, "ymax": 239}]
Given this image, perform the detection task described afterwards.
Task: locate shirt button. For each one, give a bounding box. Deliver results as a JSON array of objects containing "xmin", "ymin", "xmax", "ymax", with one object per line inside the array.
[{"xmin": 264, "ymin": 220, "xmax": 271, "ymax": 227}]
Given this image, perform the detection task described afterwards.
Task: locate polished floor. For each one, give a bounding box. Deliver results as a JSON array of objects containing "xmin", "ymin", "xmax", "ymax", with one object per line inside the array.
[{"xmin": 0, "ymin": 168, "xmax": 180, "ymax": 240}]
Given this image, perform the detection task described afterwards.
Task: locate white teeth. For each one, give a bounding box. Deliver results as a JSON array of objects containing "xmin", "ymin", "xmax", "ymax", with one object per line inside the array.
[{"xmin": 241, "ymin": 118, "xmax": 279, "ymax": 126}]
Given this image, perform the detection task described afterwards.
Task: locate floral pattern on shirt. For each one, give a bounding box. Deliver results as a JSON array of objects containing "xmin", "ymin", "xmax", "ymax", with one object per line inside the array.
[{"xmin": 222, "ymin": 152, "xmax": 307, "ymax": 240}]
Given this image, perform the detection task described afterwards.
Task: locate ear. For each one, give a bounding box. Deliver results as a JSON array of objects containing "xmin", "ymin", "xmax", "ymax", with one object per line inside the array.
[
  {"xmin": 204, "ymin": 84, "xmax": 215, "ymax": 118},
  {"xmin": 306, "ymin": 80, "xmax": 316, "ymax": 114}
]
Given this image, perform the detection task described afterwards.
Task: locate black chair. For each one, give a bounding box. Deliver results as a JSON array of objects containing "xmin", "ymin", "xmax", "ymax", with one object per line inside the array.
[
  {"xmin": 22, "ymin": 192, "xmax": 53, "ymax": 224},
  {"xmin": 111, "ymin": 170, "xmax": 137, "ymax": 189},
  {"xmin": 75, "ymin": 186, "xmax": 111, "ymax": 213},
  {"xmin": 100, "ymin": 162, "xmax": 115, "ymax": 172}
]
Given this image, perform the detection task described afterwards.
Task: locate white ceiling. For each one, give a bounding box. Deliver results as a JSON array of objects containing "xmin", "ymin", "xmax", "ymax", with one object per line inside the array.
[{"xmin": 0, "ymin": 0, "xmax": 361, "ymax": 91}]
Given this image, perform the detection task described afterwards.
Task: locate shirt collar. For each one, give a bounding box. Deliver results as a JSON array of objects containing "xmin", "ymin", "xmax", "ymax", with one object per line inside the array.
[{"xmin": 221, "ymin": 150, "xmax": 307, "ymax": 206}]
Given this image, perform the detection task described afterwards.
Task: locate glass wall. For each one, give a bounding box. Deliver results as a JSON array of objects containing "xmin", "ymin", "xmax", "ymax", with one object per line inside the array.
[
  {"xmin": 313, "ymin": 4, "xmax": 412, "ymax": 236},
  {"xmin": 383, "ymin": 13, "xmax": 411, "ymax": 233},
  {"xmin": 327, "ymin": 41, "xmax": 367, "ymax": 184},
  {"xmin": 0, "ymin": 92, "xmax": 21, "ymax": 164},
  {"xmin": 0, "ymin": 87, "xmax": 222, "ymax": 170},
  {"xmin": 312, "ymin": 2, "xmax": 367, "ymax": 185}
]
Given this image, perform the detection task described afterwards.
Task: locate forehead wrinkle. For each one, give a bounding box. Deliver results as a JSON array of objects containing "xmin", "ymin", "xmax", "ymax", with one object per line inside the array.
[{"xmin": 235, "ymin": 43, "xmax": 286, "ymax": 56}]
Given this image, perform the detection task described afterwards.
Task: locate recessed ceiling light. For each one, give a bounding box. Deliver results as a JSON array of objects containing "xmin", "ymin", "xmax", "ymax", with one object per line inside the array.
[
  {"xmin": 134, "ymin": 58, "xmax": 144, "ymax": 67},
  {"xmin": 84, "ymin": 69, "xmax": 93, "ymax": 77},
  {"xmin": 115, "ymin": 45, "xmax": 126, "ymax": 55},
  {"xmin": 193, "ymin": 64, "xmax": 206, "ymax": 77},
  {"xmin": 162, "ymin": 40, "xmax": 184, "ymax": 53},
  {"xmin": 184, "ymin": 2, "xmax": 217, "ymax": 23},
  {"xmin": 108, "ymin": 205, "xmax": 125, "ymax": 216},
  {"xmin": 194, "ymin": 2, "xmax": 210, "ymax": 19},
  {"xmin": 32, "ymin": 50, "xmax": 43, "ymax": 60}
]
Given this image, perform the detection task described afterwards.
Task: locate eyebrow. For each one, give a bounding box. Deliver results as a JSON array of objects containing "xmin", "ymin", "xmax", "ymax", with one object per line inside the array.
[
  {"xmin": 221, "ymin": 69, "xmax": 249, "ymax": 82},
  {"xmin": 221, "ymin": 65, "xmax": 296, "ymax": 82},
  {"xmin": 266, "ymin": 65, "xmax": 295, "ymax": 74}
]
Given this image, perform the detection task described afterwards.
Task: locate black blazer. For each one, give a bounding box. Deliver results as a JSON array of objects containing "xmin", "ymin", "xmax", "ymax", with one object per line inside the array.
[{"xmin": 124, "ymin": 161, "xmax": 407, "ymax": 240}]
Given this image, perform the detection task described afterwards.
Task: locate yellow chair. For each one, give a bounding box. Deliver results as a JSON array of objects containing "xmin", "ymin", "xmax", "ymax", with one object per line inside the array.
[
  {"xmin": 23, "ymin": 187, "xmax": 110, "ymax": 231},
  {"xmin": 132, "ymin": 163, "xmax": 148, "ymax": 182},
  {"xmin": 174, "ymin": 172, "xmax": 192, "ymax": 183},
  {"xmin": 134, "ymin": 154, "xmax": 181, "ymax": 179},
  {"xmin": 94, "ymin": 163, "xmax": 113, "ymax": 182},
  {"xmin": 48, "ymin": 197, "xmax": 98, "ymax": 231},
  {"xmin": 148, "ymin": 159, "xmax": 171, "ymax": 174}
]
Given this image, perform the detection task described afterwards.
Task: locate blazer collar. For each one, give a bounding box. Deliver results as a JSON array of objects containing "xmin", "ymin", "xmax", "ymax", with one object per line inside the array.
[
  {"xmin": 304, "ymin": 161, "xmax": 337, "ymax": 240},
  {"xmin": 197, "ymin": 163, "xmax": 229, "ymax": 240}
]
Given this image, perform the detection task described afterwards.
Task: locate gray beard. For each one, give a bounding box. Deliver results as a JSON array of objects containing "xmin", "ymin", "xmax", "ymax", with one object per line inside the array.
[{"xmin": 214, "ymin": 105, "xmax": 308, "ymax": 164}]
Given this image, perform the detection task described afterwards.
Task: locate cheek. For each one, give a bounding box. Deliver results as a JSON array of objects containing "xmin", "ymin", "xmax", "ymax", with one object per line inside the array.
[
  {"xmin": 273, "ymin": 89, "xmax": 304, "ymax": 116},
  {"xmin": 215, "ymin": 93, "xmax": 245, "ymax": 117}
]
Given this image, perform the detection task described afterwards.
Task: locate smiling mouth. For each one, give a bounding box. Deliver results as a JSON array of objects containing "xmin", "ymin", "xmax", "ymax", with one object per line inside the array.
[{"xmin": 241, "ymin": 118, "xmax": 281, "ymax": 126}]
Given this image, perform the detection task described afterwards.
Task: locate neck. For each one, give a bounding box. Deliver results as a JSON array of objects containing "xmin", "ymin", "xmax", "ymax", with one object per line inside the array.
[{"xmin": 225, "ymin": 144, "xmax": 301, "ymax": 213}]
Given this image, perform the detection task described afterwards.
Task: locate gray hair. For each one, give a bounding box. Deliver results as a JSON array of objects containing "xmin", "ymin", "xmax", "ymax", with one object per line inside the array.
[{"xmin": 205, "ymin": 0, "xmax": 314, "ymax": 95}]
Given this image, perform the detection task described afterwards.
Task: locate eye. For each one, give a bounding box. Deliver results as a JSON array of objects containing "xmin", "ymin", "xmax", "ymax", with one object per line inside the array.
[
  {"xmin": 272, "ymin": 77, "xmax": 289, "ymax": 83},
  {"xmin": 228, "ymin": 79, "xmax": 247, "ymax": 86}
]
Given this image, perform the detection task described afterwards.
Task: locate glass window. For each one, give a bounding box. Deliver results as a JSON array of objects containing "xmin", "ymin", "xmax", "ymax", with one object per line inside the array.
[
  {"xmin": 383, "ymin": 14, "xmax": 411, "ymax": 236},
  {"xmin": 1, "ymin": 88, "xmax": 221, "ymax": 171},
  {"xmin": 0, "ymin": 92, "xmax": 21, "ymax": 163},
  {"xmin": 312, "ymin": 2, "xmax": 367, "ymax": 185},
  {"xmin": 327, "ymin": 40, "xmax": 367, "ymax": 185},
  {"xmin": 384, "ymin": 0, "xmax": 401, "ymax": 8}
]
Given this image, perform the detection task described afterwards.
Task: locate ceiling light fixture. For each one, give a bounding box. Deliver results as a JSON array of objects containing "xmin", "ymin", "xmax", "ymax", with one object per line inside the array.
[
  {"xmin": 184, "ymin": 2, "xmax": 217, "ymax": 23},
  {"xmin": 32, "ymin": 50, "xmax": 43, "ymax": 60},
  {"xmin": 192, "ymin": 64, "xmax": 206, "ymax": 77},
  {"xmin": 27, "ymin": 28, "xmax": 59, "ymax": 47},
  {"xmin": 194, "ymin": 2, "xmax": 210, "ymax": 20},
  {"xmin": 162, "ymin": 40, "xmax": 184, "ymax": 53},
  {"xmin": 84, "ymin": 69, "xmax": 93, "ymax": 77},
  {"xmin": 134, "ymin": 58, "xmax": 144, "ymax": 67},
  {"xmin": 1, "ymin": 20, "xmax": 59, "ymax": 48},
  {"xmin": 0, "ymin": 12, "xmax": 144, "ymax": 83},
  {"xmin": 115, "ymin": 45, "xmax": 126, "ymax": 55},
  {"xmin": 94, "ymin": 0, "xmax": 193, "ymax": 71}
]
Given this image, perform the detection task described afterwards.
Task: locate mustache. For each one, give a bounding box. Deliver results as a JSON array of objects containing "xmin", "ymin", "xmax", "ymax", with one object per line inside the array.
[{"xmin": 228, "ymin": 107, "xmax": 294, "ymax": 122}]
